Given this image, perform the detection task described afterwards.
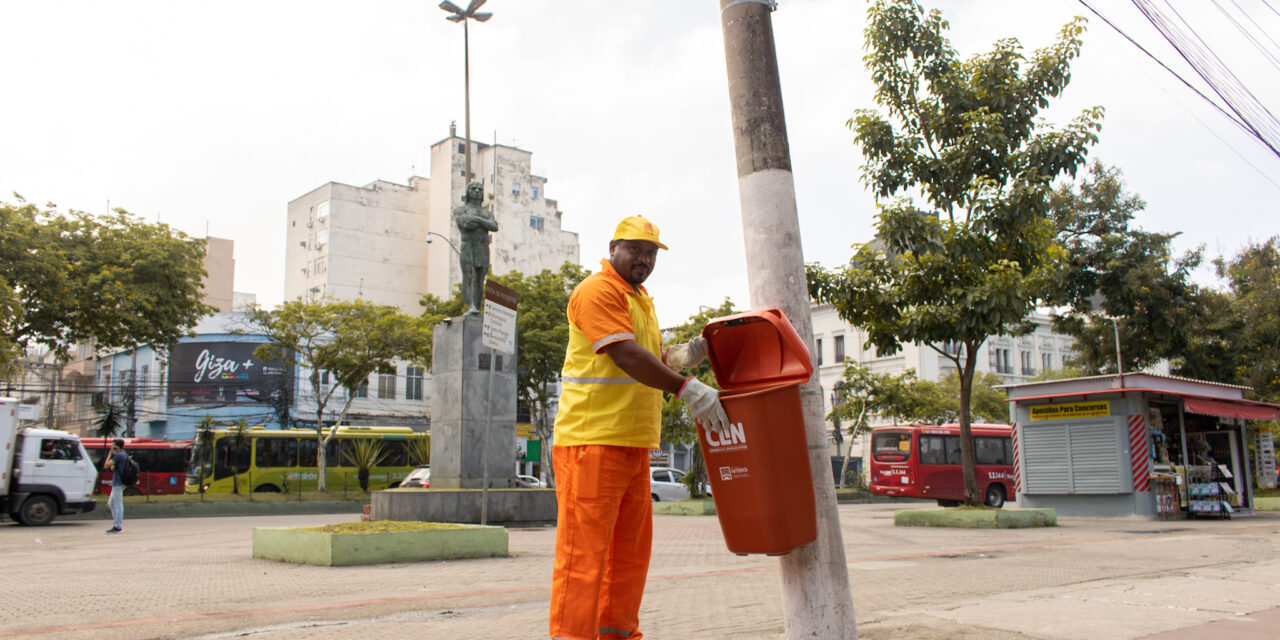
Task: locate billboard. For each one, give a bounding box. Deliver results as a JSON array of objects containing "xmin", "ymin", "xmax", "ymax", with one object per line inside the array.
[{"xmin": 167, "ymin": 341, "xmax": 291, "ymax": 406}]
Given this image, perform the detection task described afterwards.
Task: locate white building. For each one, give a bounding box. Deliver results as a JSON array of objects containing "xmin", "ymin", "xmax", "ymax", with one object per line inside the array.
[{"xmin": 285, "ymin": 127, "xmax": 579, "ymax": 315}]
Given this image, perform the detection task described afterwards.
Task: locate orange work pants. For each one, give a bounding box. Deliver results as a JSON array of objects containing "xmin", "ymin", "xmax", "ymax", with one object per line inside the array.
[{"xmin": 549, "ymin": 445, "xmax": 653, "ymax": 640}]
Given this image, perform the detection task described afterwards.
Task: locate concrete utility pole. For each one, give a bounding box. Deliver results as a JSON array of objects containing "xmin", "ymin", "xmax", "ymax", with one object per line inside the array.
[{"xmin": 718, "ymin": 1, "xmax": 858, "ymax": 638}]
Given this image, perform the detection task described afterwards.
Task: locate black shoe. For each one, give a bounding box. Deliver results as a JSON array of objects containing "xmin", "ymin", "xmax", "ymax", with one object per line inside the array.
[{"xmin": 106, "ymin": 527, "xmax": 122, "ymax": 534}]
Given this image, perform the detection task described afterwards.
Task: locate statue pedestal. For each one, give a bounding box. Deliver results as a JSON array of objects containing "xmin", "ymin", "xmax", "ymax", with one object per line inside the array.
[{"xmin": 429, "ymin": 314, "xmax": 517, "ymax": 489}]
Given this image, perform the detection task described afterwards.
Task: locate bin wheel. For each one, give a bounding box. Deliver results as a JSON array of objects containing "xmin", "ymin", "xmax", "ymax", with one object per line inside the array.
[
  {"xmin": 651, "ymin": 494, "xmax": 660, "ymax": 502},
  {"xmin": 984, "ymin": 485, "xmax": 1006, "ymax": 509},
  {"xmin": 18, "ymin": 495, "xmax": 57, "ymax": 526}
]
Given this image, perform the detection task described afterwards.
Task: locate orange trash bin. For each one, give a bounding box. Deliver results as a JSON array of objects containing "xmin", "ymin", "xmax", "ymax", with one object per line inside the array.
[{"xmin": 698, "ymin": 308, "xmax": 817, "ymax": 556}]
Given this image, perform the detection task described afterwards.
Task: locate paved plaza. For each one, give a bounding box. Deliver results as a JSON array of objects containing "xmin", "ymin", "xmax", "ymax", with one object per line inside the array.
[{"xmin": 1, "ymin": 503, "xmax": 1278, "ymax": 639}]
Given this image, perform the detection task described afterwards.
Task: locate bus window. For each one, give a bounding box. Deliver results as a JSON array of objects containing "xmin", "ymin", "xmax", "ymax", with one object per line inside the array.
[
  {"xmin": 382, "ymin": 441, "xmax": 408, "ymax": 466},
  {"xmin": 256, "ymin": 438, "xmax": 298, "ymax": 468},
  {"xmin": 872, "ymin": 430, "xmax": 911, "ymax": 462},
  {"xmin": 326, "ymin": 440, "xmax": 341, "ymax": 467},
  {"xmin": 299, "ymin": 439, "xmax": 318, "ymax": 467},
  {"xmin": 944, "ymin": 436, "xmax": 963, "ymax": 465},
  {"xmin": 975, "ymin": 436, "xmax": 1008, "ymax": 465},
  {"xmin": 920, "ymin": 435, "xmax": 947, "ymax": 465},
  {"xmin": 214, "ymin": 439, "xmax": 251, "ymax": 480}
]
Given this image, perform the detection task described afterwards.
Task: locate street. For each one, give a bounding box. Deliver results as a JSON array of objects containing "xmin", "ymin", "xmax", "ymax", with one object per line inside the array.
[{"xmin": 1, "ymin": 504, "xmax": 1278, "ymax": 639}]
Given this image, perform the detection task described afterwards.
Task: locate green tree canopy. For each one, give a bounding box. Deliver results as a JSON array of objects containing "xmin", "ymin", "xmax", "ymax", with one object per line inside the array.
[
  {"xmin": 808, "ymin": 0, "xmax": 1100, "ymax": 504},
  {"xmin": 1215, "ymin": 238, "xmax": 1280, "ymax": 401},
  {"xmin": 1048, "ymin": 161, "xmax": 1204, "ymax": 374},
  {"xmin": 246, "ymin": 298, "xmax": 433, "ymax": 491},
  {"xmin": 0, "ymin": 197, "xmax": 212, "ymax": 373}
]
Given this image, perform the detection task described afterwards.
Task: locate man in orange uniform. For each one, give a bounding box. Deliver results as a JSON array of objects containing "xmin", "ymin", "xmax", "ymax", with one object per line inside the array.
[{"xmin": 549, "ymin": 216, "xmax": 730, "ymax": 640}]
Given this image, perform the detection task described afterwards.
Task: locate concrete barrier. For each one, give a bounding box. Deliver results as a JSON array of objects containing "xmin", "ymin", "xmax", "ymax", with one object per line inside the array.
[
  {"xmin": 64, "ymin": 500, "xmax": 366, "ymax": 520},
  {"xmin": 895, "ymin": 507, "xmax": 1057, "ymax": 529},
  {"xmin": 372, "ymin": 488, "xmax": 556, "ymax": 525}
]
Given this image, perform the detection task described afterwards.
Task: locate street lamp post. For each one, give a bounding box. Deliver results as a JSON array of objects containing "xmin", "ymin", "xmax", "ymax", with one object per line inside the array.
[
  {"xmin": 439, "ymin": 1, "xmax": 492, "ymax": 183},
  {"xmin": 426, "ymin": 231, "xmax": 461, "ymax": 256}
]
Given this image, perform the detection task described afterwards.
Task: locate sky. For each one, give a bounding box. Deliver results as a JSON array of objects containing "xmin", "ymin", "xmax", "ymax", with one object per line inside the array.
[{"xmin": 3, "ymin": 0, "xmax": 1278, "ymax": 328}]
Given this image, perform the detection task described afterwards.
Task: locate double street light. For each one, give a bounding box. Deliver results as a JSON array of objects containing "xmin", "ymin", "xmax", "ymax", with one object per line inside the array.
[{"xmin": 439, "ymin": 0, "xmax": 492, "ymax": 184}]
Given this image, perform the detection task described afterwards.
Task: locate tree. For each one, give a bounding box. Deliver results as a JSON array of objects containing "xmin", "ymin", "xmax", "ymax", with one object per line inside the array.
[
  {"xmin": 345, "ymin": 438, "xmax": 389, "ymax": 492},
  {"xmin": 1048, "ymin": 162, "xmax": 1204, "ymax": 373},
  {"xmin": 94, "ymin": 403, "xmax": 127, "ymax": 440},
  {"xmin": 194, "ymin": 416, "xmax": 217, "ymax": 499},
  {"xmin": 808, "ymin": 0, "xmax": 1100, "ymax": 505},
  {"xmin": 1215, "ymin": 238, "xmax": 1280, "ymax": 401},
  {"xmin": 659, "ymin": 298, "xmax": 738, "ymax": 499},
  {"xmin": 246, "ymin": 299, "xmax": 433, "ymax": 492},
  {"xmin": 227, "ymin": 420, "xmax": 251, "ymax": 495},
  {"xmin": 489, "ymin": 262, "xmax": 592, "ymax": 487},
  {"xmin": 0, "ymin": 197, "xmax": 213, "ymax": 365}
]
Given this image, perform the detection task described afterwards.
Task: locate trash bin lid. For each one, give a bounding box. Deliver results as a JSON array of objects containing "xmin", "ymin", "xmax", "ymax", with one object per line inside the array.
[{"xmin": 702, "ymin": 308, "xmax": 813, "ymax": 390}]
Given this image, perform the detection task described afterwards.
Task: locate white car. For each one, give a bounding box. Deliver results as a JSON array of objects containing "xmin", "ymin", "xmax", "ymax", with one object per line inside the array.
[
  {"xmin": 516, "ymin": 474, "xmax": 546, "ymax": 488},
  {"xmin": 649, "ymin": 467, "xmax": 710, "ymax": 502},
  {"xmin": 399, "ymin": 465, "xmax": 430, "ymax": 488}
]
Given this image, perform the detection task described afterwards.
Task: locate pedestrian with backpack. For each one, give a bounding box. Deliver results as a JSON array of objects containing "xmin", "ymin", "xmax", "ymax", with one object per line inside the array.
[{"xmin": 103, "ymin": 438, "xmax": 129, "ymax": 534}]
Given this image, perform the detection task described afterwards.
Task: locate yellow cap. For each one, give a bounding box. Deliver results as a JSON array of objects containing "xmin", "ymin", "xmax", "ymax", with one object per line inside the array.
[{"xmin": 612, "ymin": 215, "xmax": 668, "ymax": 250}]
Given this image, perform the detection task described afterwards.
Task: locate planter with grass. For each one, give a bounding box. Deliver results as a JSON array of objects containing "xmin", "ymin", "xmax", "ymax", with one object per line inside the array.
[
  {"xmin": 894, "ymin": 506, "xmax": 1057, "ymax": 529},
  {"xmin": 253, "ymin": 520, "xmax": 508, "ymax": 566},
  {"xmin": 652, "ymin": 498, "xmax": 716, "ymax": 516}
]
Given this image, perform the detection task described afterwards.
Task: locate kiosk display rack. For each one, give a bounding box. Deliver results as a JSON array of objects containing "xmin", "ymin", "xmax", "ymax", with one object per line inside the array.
[{"xmin": 1186, "ymin": 465, "xmax": 1235, "ymax": 519}]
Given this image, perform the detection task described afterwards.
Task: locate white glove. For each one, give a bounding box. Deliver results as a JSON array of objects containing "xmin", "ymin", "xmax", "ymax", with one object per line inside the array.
[
  {"xmin": 678, "ymin": 377, "xmax": 730, "ymax": 434},
  {"xmin": 665, "ymin": 337, "xmax": 709, "ymax": 370}
]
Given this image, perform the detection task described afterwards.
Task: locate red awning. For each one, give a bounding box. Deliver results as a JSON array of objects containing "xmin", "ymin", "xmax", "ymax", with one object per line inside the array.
[{"xmin": 1184, "ymin": 398, "xmax": 1279, "ymax": 421}]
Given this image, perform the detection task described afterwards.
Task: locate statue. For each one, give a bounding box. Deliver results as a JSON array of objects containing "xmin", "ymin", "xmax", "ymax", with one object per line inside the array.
[{"xmin": 453, "ymin": 181, "xmax": 498, "ymax": 314}]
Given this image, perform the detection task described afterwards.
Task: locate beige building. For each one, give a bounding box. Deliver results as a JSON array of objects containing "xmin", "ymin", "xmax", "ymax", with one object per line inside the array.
[
  {"xmin": 286, "ymin": 128, "xmax": 579, "ymax": 315},
  {"xmin": 200, "ymin": 236, "xmax": 236, "ymax": 312}
]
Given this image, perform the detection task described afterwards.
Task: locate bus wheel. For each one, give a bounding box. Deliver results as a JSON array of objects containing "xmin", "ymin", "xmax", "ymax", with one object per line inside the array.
[
  {"xmin": 18, "ymin": 495, "xmax": 57, "ymax": 526},
  {"xmin": 254, "ymin": 484, "xmax": 282, "ymax": 493},
  {"xmin": 123, "ymin": 488, "xmax": 143, "ymax": 497},
  {"xmin": 984, "ymin": 485, "xmax": 1006, "ymax": 509}
]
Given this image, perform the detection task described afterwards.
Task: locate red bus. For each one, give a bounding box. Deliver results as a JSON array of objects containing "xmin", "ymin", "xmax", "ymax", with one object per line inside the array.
[
  {"xmin": 868, "ymin": 424, "xmax": 1015, "ymax": 508},
  {"xmin": 82, "ymin": 438, "xmax": 193, "ymax": 496}
]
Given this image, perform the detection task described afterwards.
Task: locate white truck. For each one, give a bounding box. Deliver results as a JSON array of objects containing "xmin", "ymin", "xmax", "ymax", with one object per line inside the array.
[{"xmin": 1, "ymin": 398, "xmax": 98, "ymax": 526}]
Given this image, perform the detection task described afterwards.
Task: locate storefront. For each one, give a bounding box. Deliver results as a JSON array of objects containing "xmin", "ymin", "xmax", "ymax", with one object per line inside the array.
[{"xmin": 1004, "ymin": 373, "xmax": 1279, "ymax": 518}]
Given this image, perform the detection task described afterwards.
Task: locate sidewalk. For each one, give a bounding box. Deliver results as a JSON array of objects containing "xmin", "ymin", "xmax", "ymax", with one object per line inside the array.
[{"xmin": 1, "ymin": 504, "xmax": 1277, "ymax": 639}]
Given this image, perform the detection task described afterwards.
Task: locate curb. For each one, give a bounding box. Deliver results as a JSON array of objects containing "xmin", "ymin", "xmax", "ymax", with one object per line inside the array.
[
  {"xmin": 894, "ymin": 507, "xmax": 1057, "ymax": 528},
  {"xmin": 63, "ymin": 500, "xmax": 367, "ymax": 520}
]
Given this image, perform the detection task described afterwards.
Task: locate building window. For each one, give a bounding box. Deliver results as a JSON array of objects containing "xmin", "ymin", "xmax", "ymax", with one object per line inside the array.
[
  {"xmin": 139, "ymin": 364, "xmax": 150, "ymax": 397},
  {"xmin": 406, "ymin": 366, "xmax": 424, "ymax": 401},
  {"xmin": 313, "ymin": 257, "xmax": 327, "ymax": 275},
  {"xmin": 377, "ymin": 373, "xmax": 396, "ymax": 399},
  {"xmin": 319, "ymin": 370, "xmax": 330, "ymax": 387},
  {"xmin": 1042, "ymin": 352, "xmax": 1052, "ymax": 371},
  {"xmin": 354, "ymin": 379, "xmax": 369, "ymax": 398},
  {"xmin": 834, "ymin": 335, "xmax": 845, "ymax": 362},
  {"xmin": 530, "ymin": 216, "xmax": 545, "ymax": 230},
  {"xmin": 511, "ymin": 181, "xmax": 521, "ymax": 195},
  {"xmin": 1021, "ymin": 351, "xmax": 1033, "ymax": 375},
  {"xmin": 316, "ymin": 201, "xmax": 329, "ymax": 221},
  {"xmin": 531, "ymin": 186, "xmax": 539, "ymax": 199},
  {"xmin": 816, "ymin": 338, "xmax": 823, "ymax": 366},
  {"xmin": 457, "ymin": 142, "xmax": 465, "ymax": 153}
]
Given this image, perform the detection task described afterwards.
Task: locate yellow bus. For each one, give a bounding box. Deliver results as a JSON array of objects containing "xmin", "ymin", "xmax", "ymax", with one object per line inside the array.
[{"xmin": 185, "ymin": 426, "xmax": 429, "ymax": 494}]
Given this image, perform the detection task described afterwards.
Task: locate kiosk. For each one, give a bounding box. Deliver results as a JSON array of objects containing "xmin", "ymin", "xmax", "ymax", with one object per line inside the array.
[{"xmin": 1004, "ymin": 373, "xmax": 1279, "ymax": 518}]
